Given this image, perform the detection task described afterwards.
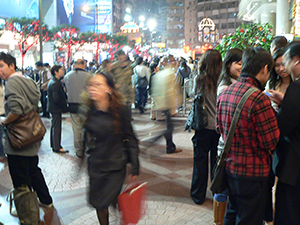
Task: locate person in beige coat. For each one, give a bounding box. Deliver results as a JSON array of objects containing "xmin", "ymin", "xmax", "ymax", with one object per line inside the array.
[{"xmin": 151, "ymin": 56, "xmax": 182, "ymax": 154}]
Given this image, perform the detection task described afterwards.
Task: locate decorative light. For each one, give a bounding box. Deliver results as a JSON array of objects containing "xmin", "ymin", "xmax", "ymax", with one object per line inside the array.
[
  {"xmin": 124, "ymin": 14, "xmax": 131, "ymax": 22},
  {"xmin": 139, "ymin": 16, "xmax": 145, "ymax": 22},
  {"xmin": 148, "ymin": 19, "xmax": 156, "ymax": 32},
  {"xmin": 82, "ymin": 4, "xmax": 90, "ymax": 12}
]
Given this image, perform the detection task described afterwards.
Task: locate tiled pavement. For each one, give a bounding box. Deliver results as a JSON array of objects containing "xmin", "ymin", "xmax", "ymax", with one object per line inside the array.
[{"xmin": 0, "ymin": 108, "xmax": 215, "ymax": 225}]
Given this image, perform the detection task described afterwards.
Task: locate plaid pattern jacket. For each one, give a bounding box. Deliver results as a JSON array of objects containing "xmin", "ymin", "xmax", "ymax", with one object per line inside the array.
[{"xmin": 216, "ymin": 74, "xmax": 280, "ymax": 178}]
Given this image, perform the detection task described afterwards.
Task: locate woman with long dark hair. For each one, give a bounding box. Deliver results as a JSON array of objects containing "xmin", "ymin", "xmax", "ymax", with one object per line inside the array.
[
  {"xmin": 81, "ymin": 70, "xmax": 139, "ymax": 225},
  {"xmin": 190, "ymin": 49, "xmax": 222, "ymax": 205},
  {"xmin": 265, "ymin": 48, "xmax": 291, "ymax": 112},
  {"xmin": 217, "ymin": 48, "xmax": 243, "ymax": 96}
]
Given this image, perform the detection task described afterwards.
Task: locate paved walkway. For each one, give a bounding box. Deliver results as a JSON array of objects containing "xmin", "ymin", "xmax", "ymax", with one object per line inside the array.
[{"xmin": 0, "ymin": 108, "xmax": 215, "ymax": 225}]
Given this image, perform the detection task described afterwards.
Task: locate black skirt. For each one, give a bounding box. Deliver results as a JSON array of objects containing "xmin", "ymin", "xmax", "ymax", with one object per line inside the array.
[{"xmin": 88, "ymin": 166, "xmax": 126, "ymax": 210}]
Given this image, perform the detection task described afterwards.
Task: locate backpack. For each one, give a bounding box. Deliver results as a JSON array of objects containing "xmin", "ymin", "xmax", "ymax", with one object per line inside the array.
[
  {"xmin": 134, "ymin": 68, "xmax": 148, "ymax": 88},
  {"xmin": 184, "ymin": 94, "xmax": 208, "ymax": 132}
]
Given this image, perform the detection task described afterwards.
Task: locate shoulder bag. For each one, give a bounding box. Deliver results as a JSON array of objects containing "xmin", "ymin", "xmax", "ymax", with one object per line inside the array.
[
  {"xmin": 210, "ymin": 87, "xmax": 258, "ymax": 194},
  {"xmin": 7, "ymin": 185, "xmax": 40, "ymax": 225},
  {"xmin": 4, "ymin": 110, "xmax": 46, "ymax": 151},
  {"xmin": 134, "ymin": 68, "xmax": 148, "ymax": 88},
  {"xmin": 184, "ymin": 93, "xmax": 208, "ymax": 132}
]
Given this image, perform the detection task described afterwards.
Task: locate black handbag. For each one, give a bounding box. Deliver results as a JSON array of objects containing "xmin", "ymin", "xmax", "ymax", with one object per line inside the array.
[
  {"xmin": 134, "ymin": 68, "xmax": 148, "ymax": 88},
  {"xmin": 210, "ymin": 87, "xmax": 258, "ymax": 194},
  {"xmin": 184, "ymin": 94, "xmax": 208, "ymax": 132}
]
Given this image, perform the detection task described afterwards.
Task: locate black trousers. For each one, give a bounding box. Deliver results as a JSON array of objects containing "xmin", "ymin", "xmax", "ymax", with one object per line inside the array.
[
  {"xmin": 7, "ymin": 155, "xmax": 52, "ymax": 205},
  {"xmin": 41, "ymin": 90, "xmax": 49, "ymax": 116},
  {"xmin": 274, "ymin": 179, "xmax": 300, "ymax": 225},
  {"xmin": 224, "ymin": 175, "xmax": 268, "ymax": 225},
  {"xmin": 164, "ymin": 110, "xmax": 176, "ymax": 153},
  {"xmin": 50, "ymin": 112, "xmax": 62, "ymax": 151},
  {"xmin": 190, "ymin": 129, "xmax": 219, "ymax": 204}
]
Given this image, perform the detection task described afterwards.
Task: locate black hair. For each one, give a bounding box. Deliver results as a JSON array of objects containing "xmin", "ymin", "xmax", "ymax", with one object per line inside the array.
[
  {"xmin": 271, "ymin": 36, "xmax": 288, "ymax": 50},
  {"xmin": 50, "ymin": 65, "xmax": 62, "ymax": 76},
  {"xmin": 241, "ymin": 47, "xmax": 274, "ymax": 77},
  {"xmin": 286, "ymin": 41, "xmax": 300, "ymax": 59},
  {"xmin": 153, "ymin": 57, "xmax": 160, "ymax": 64},
  {"xmin": 180, "ymin": 60, "xmax": 188, "ymax": 72},
  {"xmin": 0, "ymin": 52, "xmax": 16, "ymax": 70},
  {"xmin": 268, "ymin": 49, "xmax": 286, "ymax": 89},
  {"xmin": 43, "ymin": 63, "xmax": 50, "ymax": 67},
  {"xmin": 135, "ymin": 56, "xmax": 143, "ymax": 65},
  {"xmin": 218, "ymin": 48, "xmax": 243, "ymax": 87},
  {"xmin": 150, "ymin": 63, "xmax": 158, "ymax": 73},
  {"xmin": 35, "ymin": 61, "xmax": 43, "ymax": 67}
]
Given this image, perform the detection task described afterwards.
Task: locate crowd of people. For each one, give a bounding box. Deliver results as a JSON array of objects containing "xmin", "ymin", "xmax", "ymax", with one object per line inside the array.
[{"xmin": 0, "ymin": 34, "xmax": 299, "ymax": 225}]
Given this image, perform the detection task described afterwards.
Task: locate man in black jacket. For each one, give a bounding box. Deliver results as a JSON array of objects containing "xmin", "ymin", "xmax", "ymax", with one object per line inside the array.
[{"xmin": 48, "ymin": 65, "xmax": 69, "ymax": 153}]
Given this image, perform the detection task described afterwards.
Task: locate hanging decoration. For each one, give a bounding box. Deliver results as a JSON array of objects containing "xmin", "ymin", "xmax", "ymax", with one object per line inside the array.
[
  {"xmin": 51, "ymin": 25, "xmax": 81, "ymax": 67},
  {"xmin": 1, "ymin": 17, "xmax": 50, "ymax": 71}
]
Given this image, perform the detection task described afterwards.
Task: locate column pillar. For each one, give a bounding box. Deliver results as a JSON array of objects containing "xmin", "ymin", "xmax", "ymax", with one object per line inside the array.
[
  {"xmin": 276, "ymin": 0, "xmax": 291, "ymax": 34},
  {"xmin": 261, "ymin": 12, "xmax": 276, "ymax": 35}
]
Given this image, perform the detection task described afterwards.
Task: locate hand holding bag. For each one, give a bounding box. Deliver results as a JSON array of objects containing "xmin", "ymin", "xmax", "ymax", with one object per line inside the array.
[
  {"xmin": 210, "ymin": 87, "xmax": 258, "ymax": 194},
  {"xmin": 4, "ymin": 111, "xmax": 46, "ymax": 151},
  {"xmin": 118, "ymin": 178, "xmax": 148, "ymax": 225}
]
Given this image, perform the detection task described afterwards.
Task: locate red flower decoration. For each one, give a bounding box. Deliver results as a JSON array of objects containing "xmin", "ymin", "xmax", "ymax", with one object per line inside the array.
[{"xmin": 240, "ymin": 28, "xmax": 244, "ymax": 33}]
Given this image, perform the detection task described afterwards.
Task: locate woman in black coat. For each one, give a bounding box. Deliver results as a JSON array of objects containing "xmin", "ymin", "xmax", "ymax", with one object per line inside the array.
[
  {"xmin": 47, "ymin": 65, "xmax": 68, "ymax": 153},
  {"xmin": 81, "ymin": 70, "xmax": 139, "ymax": 225}
]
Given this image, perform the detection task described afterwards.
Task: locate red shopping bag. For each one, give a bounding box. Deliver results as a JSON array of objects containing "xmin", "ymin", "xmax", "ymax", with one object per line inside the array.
[{"xmin": 118, "ymin": 179, "xmax": 148, "ymax": 225}]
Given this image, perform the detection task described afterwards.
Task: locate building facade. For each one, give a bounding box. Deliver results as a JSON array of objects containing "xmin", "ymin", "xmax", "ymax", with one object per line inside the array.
[
  {"xmin": 158, "ymin": 6, "xmax": 168, "ymax": 43},
  {"xmin": 185, "ymin": 0, "xmax": 246, "ymax": 50},
  {"xmin": 166, "ymin": 0, "xmax": 185, "ymax": 49},
  {"xmin": 239, "ymin": 0, "xmax": 292, "ymax": 36}
]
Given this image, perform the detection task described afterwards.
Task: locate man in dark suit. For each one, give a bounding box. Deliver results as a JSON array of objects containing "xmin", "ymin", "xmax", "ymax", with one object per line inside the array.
[
  {"xmin": 269, "ymin": 42, "xmax": 300, "ymax": 225},
  {"xmin": 48, "ymin": 65, "xmax": 69, "ymax": 153}
]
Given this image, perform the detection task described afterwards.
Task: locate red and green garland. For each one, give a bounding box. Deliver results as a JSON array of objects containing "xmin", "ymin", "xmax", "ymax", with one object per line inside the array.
[
  {"xmin": 215, "ymin": 22, "xmax": 273, "ymax": 57},
  {"xmin": 1, "ymin": 17, "xmax": 50, "ymax": 70},
  {"xmin": 51, "ymin": 25, "xmax": 81, "ymax": 67}
]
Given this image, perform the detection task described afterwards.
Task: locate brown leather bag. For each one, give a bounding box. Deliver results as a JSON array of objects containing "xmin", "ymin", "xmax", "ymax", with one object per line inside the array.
[{"xmin": 5, "ymin": 111, "xmax": 46, "ymax": 151}]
